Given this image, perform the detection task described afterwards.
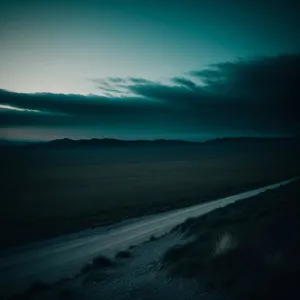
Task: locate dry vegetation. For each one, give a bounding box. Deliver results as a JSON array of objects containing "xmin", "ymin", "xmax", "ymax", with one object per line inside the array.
[{"xmin": 163, "ymin": 180, "xmax": 300, "ymax": 300}]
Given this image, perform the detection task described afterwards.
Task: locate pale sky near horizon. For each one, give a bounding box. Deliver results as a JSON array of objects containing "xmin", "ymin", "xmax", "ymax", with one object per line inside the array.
[{"xmin": 1, "ymin": 0, "xmax": 299, "ymax": 95}]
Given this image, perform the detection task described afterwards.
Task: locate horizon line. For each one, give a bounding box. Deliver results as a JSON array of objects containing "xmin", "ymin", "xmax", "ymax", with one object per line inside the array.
[{"xmin": 1, "ymin": 135, "xmax": 299, "ymax": 145}]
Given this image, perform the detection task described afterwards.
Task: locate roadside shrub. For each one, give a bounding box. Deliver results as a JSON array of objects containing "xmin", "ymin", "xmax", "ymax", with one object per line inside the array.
[
  {"xmin": 115, "ymin": 250, "xmax": 132, "ymax": 259},
  {"xmin": 92, "ymin": 255, "xmax": 114, "ymax": 267}
]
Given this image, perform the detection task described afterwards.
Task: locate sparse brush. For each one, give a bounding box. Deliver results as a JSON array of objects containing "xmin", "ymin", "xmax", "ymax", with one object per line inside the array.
[
  {"xmin": 92, "ymin": 255, "xmax": 114, "ymax": 267},
  {"xmin": 80, "ymin": 263, "xmax": 94, "ymax": 274},
  {"xmin": 115, "ymin": 250, "xmax": 132, "ymax": 259},
  {"xmin": 149, "ymin": 235, "xmax": 157, "ymax": 241}
]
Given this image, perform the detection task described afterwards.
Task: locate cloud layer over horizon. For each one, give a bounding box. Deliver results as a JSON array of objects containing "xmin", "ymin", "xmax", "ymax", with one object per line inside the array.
[{"xmin": 1, "ymin": 54, "xmax": 299, "ymax": 140}]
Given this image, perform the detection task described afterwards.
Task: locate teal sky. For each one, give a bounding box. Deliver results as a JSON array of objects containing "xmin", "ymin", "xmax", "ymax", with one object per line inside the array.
[
  {"xmin": 1, "ymin": 0, "xmax": 299, "ymax": 94},
  {"xmin": 0, "ymin": 0, "xmax": 299, "ymax": 141}
]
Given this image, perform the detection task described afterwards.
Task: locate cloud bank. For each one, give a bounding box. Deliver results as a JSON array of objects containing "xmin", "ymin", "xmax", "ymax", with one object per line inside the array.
[{"xmin": 1, "ymin": 54, "xmax": 299, "ymax": 139}]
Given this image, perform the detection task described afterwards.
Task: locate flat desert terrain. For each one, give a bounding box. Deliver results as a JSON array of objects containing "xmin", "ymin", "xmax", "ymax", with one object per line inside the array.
[{"xmin": 1, "ymin": 140, "xmax": 299, "ymax": 248}]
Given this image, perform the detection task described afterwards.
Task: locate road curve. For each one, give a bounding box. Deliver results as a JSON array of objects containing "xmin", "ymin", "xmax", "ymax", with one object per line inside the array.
[{"xmin": 0, "ymin": 177, "xmax": 298, "ymax": 298}]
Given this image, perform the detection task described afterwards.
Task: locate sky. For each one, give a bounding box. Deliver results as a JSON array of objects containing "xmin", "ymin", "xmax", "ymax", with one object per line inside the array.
[{"xmin": 0, "ymin": 0, "xmax": 299, "ymax": 141}]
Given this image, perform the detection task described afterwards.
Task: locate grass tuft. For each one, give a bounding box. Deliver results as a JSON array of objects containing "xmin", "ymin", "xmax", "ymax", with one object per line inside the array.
[
  {"xmin": 92, "ymin": 255, "xmax": 114, "ymax": 267},
  {"xmin": 115, "ymin": 250, "xmax": 132, "ymax": 259}
]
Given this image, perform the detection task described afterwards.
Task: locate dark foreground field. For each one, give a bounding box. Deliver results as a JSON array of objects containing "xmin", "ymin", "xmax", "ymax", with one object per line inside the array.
[
  {"xmin": 163, "ymin": 180, "xmax": 300, "ymax": 300},
  {"xmin": 1, "ymin": 138, "xmax": 299, "ymax": 248}
]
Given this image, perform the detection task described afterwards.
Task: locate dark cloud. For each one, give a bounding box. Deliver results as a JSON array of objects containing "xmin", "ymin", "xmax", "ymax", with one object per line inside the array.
[
  {"xmin": 191, "ymin": 54, "xmax": 300, "ymax": 100},
  {"xmin": 172, "ymin": 77, "xmax": 198, "ymax": 90},
  {"xmin": 0, "ymin": 89, "xmax": 160, "ymax": 115},
  {"xmin": 107, "ymin": 77, "xmax": 124, "ymax": 83},
  {"xmin": 129, "ymin": 78, "xmax": 152, "ymax": 84},
  {"xmin": 127, "ymin": 81, "xmax": 213, "ymax": 108},
  {"xmin": 190, "ymin": 53, "xmax": 300, "ymax": 133},
  {"xmin": 1, "ymin": 53, "xmax": 300, "ymax": 137}
]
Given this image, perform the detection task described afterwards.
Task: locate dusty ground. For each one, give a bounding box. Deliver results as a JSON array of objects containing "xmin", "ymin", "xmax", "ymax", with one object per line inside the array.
[{"xmin": 11, "ymin": 232, "xmax": 222, "ymax": 300}]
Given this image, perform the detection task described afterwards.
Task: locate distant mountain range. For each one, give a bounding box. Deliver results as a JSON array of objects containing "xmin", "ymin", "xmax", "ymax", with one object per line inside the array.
[
  {"xmin": 0, "ymin": 136, "xmax": 299, "ymax": 148},
  {"xmin": 30, "ymin": 138, "xmax": 195, "ymax": 148}
]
